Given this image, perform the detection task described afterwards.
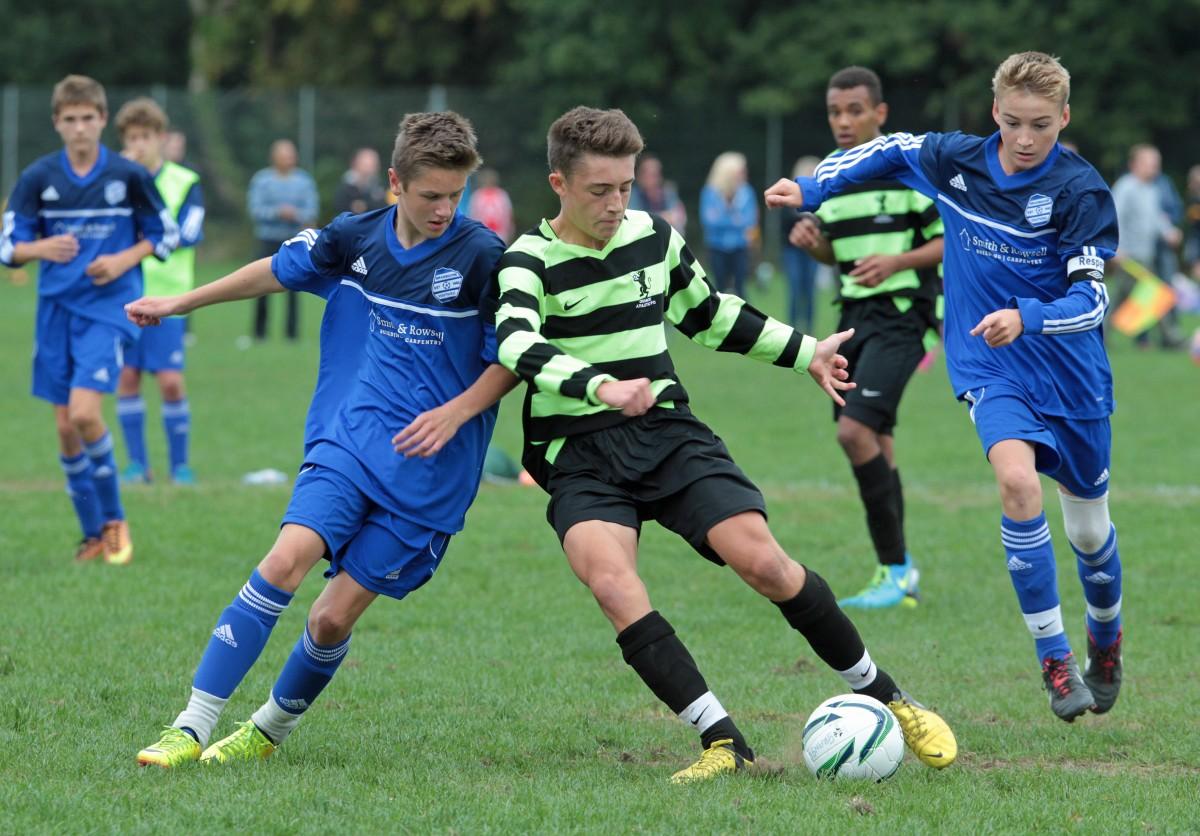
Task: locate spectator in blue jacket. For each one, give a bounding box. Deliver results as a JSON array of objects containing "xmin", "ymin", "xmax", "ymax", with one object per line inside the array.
[{"xmin": 700, "ymin": 151, "xmax": 758, "ymax": 298}]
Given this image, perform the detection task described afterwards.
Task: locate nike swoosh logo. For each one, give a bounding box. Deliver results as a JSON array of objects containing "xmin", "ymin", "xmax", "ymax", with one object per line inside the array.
[
  {"xmin": 299, "ymin": 465, "xmax": 315, "ymax": 474},
  {"xmin": 1035, "ymin": 622, "xmax": 1053, "ymax": 631},
  {"xmin": 564, "ymin": 298, "xmax": 586, "ymax": 311}
]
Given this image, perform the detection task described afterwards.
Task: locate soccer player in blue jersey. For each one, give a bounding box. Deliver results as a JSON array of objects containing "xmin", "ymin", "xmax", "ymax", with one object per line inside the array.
[
  {"xmin": 114, "ymin": 98, "xmax": 205, "ymax": 486},
  {"xmin": 767, "ymin": 51, "xmax": 1124, "ymax": 722},
  {"xmin": 130, "ymin": 112, "xmax": 517, "ymax": 767},
  {"xmin": 0, "ymin": 75, "xmax": 178, "ymax": 565}
]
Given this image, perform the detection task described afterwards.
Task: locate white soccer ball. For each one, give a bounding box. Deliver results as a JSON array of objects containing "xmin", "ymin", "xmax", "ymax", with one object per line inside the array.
[{"xmin": 801, "ymin": 694, "xmax": 904, "ymax": 781}]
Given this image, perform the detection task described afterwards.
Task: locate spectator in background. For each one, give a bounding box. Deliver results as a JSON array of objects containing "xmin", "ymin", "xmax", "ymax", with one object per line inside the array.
[
  {"xmin": 332, "ymin": 147, "xmax": 387, "ymax": 217},
  {"xmin": 629, "ymin": 153, "xmax": 686, "ymax": 233},
  {"xmin": 247, "ymin": 139, "xmax": 318, "ymax": 341},
  {"xmin": 1111, "ymin": 144, "xmax": 1184, "ymax": 348},
  {"xmin": 163, "ymin": 130, "xmax": 188, "ymax": 165},
  {"xmin": 1185, "ymin": 165, "xmax": 1200, "ymax": 278},
  {"xmin": 700, "ymin": 151, "xmax": 758, "ymax": 297},
  {"xmin": 779, "ymin": 156, "xmax": 821, "ymax": 333},
  {"xmin": 467, "ymin": 168, "xmax": 515, "ymax": 243}
]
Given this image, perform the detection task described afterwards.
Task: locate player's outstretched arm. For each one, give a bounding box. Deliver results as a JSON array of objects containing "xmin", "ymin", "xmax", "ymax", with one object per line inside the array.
[
  {"xmin": 392, "ymin": 364, "xmax": 521, "ymax": 458},
  {"xmin": 125, "ymin": 257, "xmax": 283, "ymax": 326},
  {"xmin": 765, "ymin": 178, "xmax": 805, "ymax": 210},
  {"xmin": 807, "ymin": 328, "xmax": 856, "ymax": 406}
]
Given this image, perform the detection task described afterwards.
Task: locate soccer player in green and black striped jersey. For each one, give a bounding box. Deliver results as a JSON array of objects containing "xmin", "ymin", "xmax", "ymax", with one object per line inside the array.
[
  {"xmin": 788, "ymin": 67, "xmax": 944, "ymax": 610},
  {"xmin": 495, "ymin": 106, "xmax": 956, "ymax": 783}
]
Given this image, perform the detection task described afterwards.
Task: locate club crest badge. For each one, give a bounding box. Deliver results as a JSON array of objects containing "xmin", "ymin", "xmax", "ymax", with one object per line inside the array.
[
  {"xmin": 1024, "ymin": 193, "xmax": 1053, "ymax": 227},
  {"xmin": 104, "ymin": 180, "xmax": 127, "ymax": 206},
  {"xmin": 431, "ymin": 267, "xmax": 464, "ymax": 302}
]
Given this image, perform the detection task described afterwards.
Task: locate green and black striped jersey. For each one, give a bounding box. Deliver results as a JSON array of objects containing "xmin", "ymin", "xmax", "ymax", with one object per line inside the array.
[
  {"xmin": 815, "ymin": 178, "xmax": 943, "ymax": 303},
  {"xmin": 496, "ymin": 210, "xmax": 816, "ymax": 460}
]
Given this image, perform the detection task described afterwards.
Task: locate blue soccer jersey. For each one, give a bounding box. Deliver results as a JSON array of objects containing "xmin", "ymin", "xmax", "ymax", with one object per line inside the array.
[
  {"xmin": 271, "ymin": 207, "xmax": 506, "ymax": 532},
  {"xmin": 1, "ymin": 146, "xmax": 179, "ymax": 338},
  {"xmin": 798, "ymin": 132, "xmax": 1118, "ymax": 418}
]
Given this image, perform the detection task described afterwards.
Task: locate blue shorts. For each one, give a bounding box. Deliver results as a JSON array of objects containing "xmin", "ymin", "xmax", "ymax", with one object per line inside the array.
[
  {"xmin": 963, "ymin": 384, "xmax": 1111, "ymax": 499},
  {"xmin": 32, "ymin": 298, "xmax": 129, "ymax": 405},
  {"xmin": 282, "ymin": 463, "xmax": 452, "ymax": 600},
  {"xmin": 127, "ymin": 317, "xmax": 185, "ymax": 372}
]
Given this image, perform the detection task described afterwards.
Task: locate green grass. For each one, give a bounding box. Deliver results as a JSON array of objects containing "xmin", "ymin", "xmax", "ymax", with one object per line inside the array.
[{"xmin": 1, "ymin": 264, "xmax": 1198, "ymax": 833}]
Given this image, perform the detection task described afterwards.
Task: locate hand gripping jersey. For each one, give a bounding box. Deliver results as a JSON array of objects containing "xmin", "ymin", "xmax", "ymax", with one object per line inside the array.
[
  {"xmin": 798, "ymin": 132, "xmax": 1118, "ymax": 418},
  {"xmin": 1, "ymin": 145, "xmax": 178, "ymax": 338},
  {"xmin": 272, "ymin": 208, "xmax": 506, "ymax": 531}
]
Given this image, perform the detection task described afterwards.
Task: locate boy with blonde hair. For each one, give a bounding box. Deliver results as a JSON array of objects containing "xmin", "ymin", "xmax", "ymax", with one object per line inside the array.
[
  {"xmin": 768, "ymin": 52, "xmax": 1125, "ymax": 723},
  {"xmin": 115, "ymin": 97, "xmax": 205, "ymax": 485}
]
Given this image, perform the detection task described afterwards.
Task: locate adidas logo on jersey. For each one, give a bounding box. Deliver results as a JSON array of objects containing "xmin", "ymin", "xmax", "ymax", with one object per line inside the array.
[
  {"xmin": 949, "ymin": 173, "xmax": 967, "ymax": 192},
  {"xmin": 92, "ymin": 367, "xmax": 110, "ymax": 384},
  {"xmin": 351, "ymin": 256, "xmax": 368, "ymax": 276},
  {"xmin": 1006, "ymin": 554, "xmax": 1033, "ymax": 572},
  {"xmin": 213, "ymin": 623, "xmax": 238, "ymax": 648},
  {"xmin": 41, "ymin": 185, "xmax": 60, "ymax": 201},
  {"xmin": 1084, "ymin": 571, "xmax": 1115, "ymax": 585}
]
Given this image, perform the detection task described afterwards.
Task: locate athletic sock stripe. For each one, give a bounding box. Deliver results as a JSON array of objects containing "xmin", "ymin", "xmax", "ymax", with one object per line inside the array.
[
  {"xmin": 161, "ymin": 401, "xmax": 191, "ymax": 417},
  {"xmin": 239, "ymin": 584, "xmax": 286, "ymax": 616},
  {"xmin": 1002, "ymin": 532, "xmax": 1052, "ymax": 549},
  {"xmin": 116, "ymin": 399, "xmax": 147, "ymax": 415},
  {"xmin": 84, "ymin": 433, "xmax": 115, "ymax": 457},
  {"xmin": 60, "ymin": 455, "xmax": 91, "ymax": 475},
  {"xmin": 302, "ymin": 630, "xmax": 350, "ymax": 663}
]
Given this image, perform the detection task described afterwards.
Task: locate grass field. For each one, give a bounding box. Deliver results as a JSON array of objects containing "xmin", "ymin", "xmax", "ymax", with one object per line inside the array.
[{"xmin": 1, "ymin": 263, "xmax": 1198, "ymax": 834}]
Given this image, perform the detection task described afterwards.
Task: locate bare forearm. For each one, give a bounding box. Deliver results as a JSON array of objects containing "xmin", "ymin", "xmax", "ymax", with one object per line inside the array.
[
  {"xmin": 448, "ymin": 363, "xmax": 520, "ymax": 421},
  {"xmin": 175, "ymin": 258, "xmax": 283, "ymax": 314},
  {"xmin": 895, "ymin": 237, "xmax": 944, "ymax": 272}
]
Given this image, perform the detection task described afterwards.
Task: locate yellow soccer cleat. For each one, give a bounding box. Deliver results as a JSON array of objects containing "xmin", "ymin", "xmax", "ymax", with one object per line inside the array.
[
  {"xmin": 137, "ymin": 727, "xmax": 201, "ymax": 768},
  {"xmin": 101, "ymin": 520, "xmax": 133, "ymax": 565},
  {"xmin": 669, "ymin": 738, "xmax": 754, "ymax": 785},
  {"xmin": 201, "ymin": 721, "xmax": 276, "ymax": 764},
  {"xmin": 887, "ymin": 695, "xmax": 957, "ymax": 769}
]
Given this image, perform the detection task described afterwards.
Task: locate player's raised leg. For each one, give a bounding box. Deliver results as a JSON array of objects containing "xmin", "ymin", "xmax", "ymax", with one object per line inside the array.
[
  {"xmin": 562, "ymin": 520, "xmax": 756, "ymax": 784},
  {"xmin": 1060, "ymin": 489, "xmax": 1123, "ymax": 713},
  {"xmin": 136, "ymin": 524, "xmax": 324, "ymax": 767},
  {"xmin": 707, "ymin": 511, "xmax": 956, "ymax": 768},
  {"xmin": 990, "ymin": 440, "xmax": 1093, "ymax": 721}
]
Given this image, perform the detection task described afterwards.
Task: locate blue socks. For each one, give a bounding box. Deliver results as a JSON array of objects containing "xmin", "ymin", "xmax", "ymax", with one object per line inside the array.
[
  {"xmin": 60, "ymin": 453, "xmax": 102, "ymax": 539},
  {"xmin": 1002, "ymin": 513, "xmax": 1071, "ymax": 662},
  {"xmin": 251, "ymin": 627, "xmax": 351, "ymax": 744},
  {"xmin": 83, "ymin": 432, "xmax": 124, "ymax": 522},
  {"xmin": 1072, "ymin": 524, "xmax": 1122, "ymax": 649},
  {"xmin": 117, "ymin": 396, "xmax": 148, "ymax": 471},
  {"xmin": 162, "ymin": 398, "xmax": 191, "ymax": 474},
  {"xmin": 193, "ymin": 569, "xmax": 293, "ymax": 699}
]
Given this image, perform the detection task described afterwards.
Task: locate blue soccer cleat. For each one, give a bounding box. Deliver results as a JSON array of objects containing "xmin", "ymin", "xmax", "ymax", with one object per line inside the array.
[
  {"xmin": 838, "ymin": 556, "xmax": 920, "ymax": 609},
  {"xmin": 171, "ymin": 464, "xmax": 197, "ymax": 486},
  {"xmin": 121, "ymin": 461, "xmax": 152, "ymax": 484}
]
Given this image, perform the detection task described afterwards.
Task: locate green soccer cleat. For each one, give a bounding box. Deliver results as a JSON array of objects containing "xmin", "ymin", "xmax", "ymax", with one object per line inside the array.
[
  {"xmin": 668, "ymin": 738, "xmax": 755, "ymax": 785},
  {"xmin": 137, "ymin": 727, "xmax": 201, "ymax": 768},
  {"xmin": 838, "ymin": 558, "xmax": 920, "ymax": 610},
  {"xmin": 200, "ymin": 721, "xmax": 276, "ymax": 764},
  {"xmin": 887, "ymin": 695, "xmax": 957, "ymax": 769}
]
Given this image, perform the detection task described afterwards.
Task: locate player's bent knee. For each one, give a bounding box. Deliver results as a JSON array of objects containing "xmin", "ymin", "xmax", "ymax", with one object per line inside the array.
[
  {"xmin": 1059, "ymin": 491, "xmax": 1111, "ymax": 553},
  {"xmin": 308, "ymin": 605, "xmax": 354, "ymax": 644}
]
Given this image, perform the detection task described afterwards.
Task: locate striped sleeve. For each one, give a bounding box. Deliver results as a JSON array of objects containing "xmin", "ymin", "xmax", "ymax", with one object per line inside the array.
[
  {"xmin": 495, "ymin": 249, "xmax": 615, "ymax": 404},
  {"xmin": 664, "ymin": 229, "xmax": 816, "ymax": 373}
]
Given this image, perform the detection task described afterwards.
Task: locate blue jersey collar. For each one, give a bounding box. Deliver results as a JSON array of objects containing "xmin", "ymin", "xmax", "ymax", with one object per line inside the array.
[
  {"xmin": 59, "ymin": 145, "xmax": 109, "ymax": 186},
  {"xmin": 383, "ymin": 207, "xmax": 461, "ymax": 266},
  {"xmin": 985, "ymin": 132, "xmax": 1060, "ymax": 191}
]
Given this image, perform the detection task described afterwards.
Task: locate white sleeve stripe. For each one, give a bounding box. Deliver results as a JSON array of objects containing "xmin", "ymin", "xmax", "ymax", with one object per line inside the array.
[
  {"xmin": 284, "ymin": 228, "xmax": 320, "ymax": 248},
  {"xmin": 180, "ymin": 207, "xmax": 205, "ymax": 242},
  {"xmin": 0, "ymin": 210, "xmax": 14, "ymax": 264},
  {"xmin": 1043, "ymin": 282, "xmax": 1108, "ymax": 332},
  {"xmin": 815, "ymin": 133, "xmax": 925, "ymax": 181}
]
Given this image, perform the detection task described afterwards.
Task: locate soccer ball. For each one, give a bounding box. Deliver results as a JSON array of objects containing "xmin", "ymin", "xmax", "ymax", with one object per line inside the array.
[{"xmin": 801, "ymin": 694, "xmax": 904, "ymax": 781}]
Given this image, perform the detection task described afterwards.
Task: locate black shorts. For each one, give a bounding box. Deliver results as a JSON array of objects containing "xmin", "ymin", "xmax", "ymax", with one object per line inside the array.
[
  {"xmin": 534, "ymin": 407, "xmax": 766, "ymax": 565},
  {"xmin": 834, "ymin": 297, "xmax": 930, "ymax": 435}
]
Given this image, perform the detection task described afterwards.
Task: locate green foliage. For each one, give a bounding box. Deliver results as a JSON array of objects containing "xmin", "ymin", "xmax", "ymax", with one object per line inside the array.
[{"xmin": 0, "ymin": 267, "xmax": 1198, "ymax": 831}]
